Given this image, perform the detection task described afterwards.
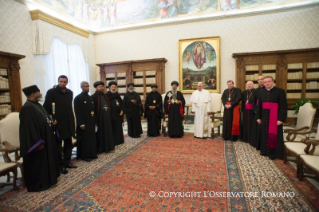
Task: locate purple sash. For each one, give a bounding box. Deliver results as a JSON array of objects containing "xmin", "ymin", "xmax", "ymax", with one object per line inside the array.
[
  {"xmin": 262, "ymin": 102, "xmax": 279, "ymax": 148},
  {"xmin": 245, "ymin": 103, "xmax": 253, "ymax": 110},
  {"xmin": 27, "ymin": 139, "xmax": 45, "ymax": 153}
]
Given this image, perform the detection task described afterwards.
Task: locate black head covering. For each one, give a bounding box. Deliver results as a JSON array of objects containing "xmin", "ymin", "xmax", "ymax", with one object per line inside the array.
[
  {"xmin": 150, "ymin": 84, "xmax": 158, "ymax": 88},
  {"xmin": 108, "ymin": 81, "xmax": 117, "ymax": 87},
  {"xmin": 94, "ymin": 81, "xmax": 104, "ymax": 88},
  {"xmin": 127, "ymin": 82, "xmax": 134, "ymax": 87},
  {"xmin": 22, "ymin": 85, "xmax": 40, "ymax": 96},
  {"xmin": 171, "ymin": 81, "xmax": 179, "ymax": 86}
]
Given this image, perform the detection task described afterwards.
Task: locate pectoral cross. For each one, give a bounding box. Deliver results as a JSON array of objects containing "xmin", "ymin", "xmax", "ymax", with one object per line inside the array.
[
  {"xmin": 153, "ymin": 100, "xmax": 156, "ymax": 104},
  {"xmin": 228, "ymin": 97, "xmax": 231, "ymax": 101},
  {"xmin": 116, "ymin": 100, "xmax": 119, "ymax": 106},
  {"xmin": 103, "ymin": 105, "xmax": 108, "ymax": 111},
  {"xmin": 91, "ymin": 111, "xmax": 94, "ymax": 116},
  {"xmin": 47, "ymin": 118, "xmax": 52, "ymax": 127}
]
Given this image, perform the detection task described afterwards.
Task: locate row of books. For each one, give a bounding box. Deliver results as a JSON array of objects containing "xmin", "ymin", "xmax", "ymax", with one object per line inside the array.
[
  {"xmin": 0, "ymin": 68, "xmax": 8, "ymax": 76},
  {"xmin": 0, "ymin": 104, "xmax": 11, "ymax": 116},
  {"xmin": 245, "ymin": 65, "xmax": 259, "ymax": 71},
  {"xmin": 245, "ymin": 74, "xmax": 260, "ymax": 80},
  {"xmin": 135, "ymin": 87, "xmax": 144, "ymax": 93},
  {"xmin": 287, "ymin": 63, "xmax": 303, "ymax": 69},
  {"xmin": 287, "ymin": 93, "xmax": 302, "ymax": 99},
  {"xmin": 118, "ymin": 87, "xmax": 127, "ymax": 93},
  {"xmin": 262, "ymin": 64, "xmax": 276, "ymax": 70},
  {"xmin": 0, "ymin": 77, "xmax": 9, "ymax": 89},
  {"xmin": 307, "ymin": 62, "xmax": 319, "ymax": 69},
  {"xmin": 306, "ymin": 81, "xmax": 319, "ymax": 89},
  {"xmin": 306, "ymin": 72, "xmax": 319, "ymax": 79},
  {"xmin": 0, "ymin": 92, "xmax": 10, "ymax": 103},
  {"xmin": 105, "ymin": 73, "xmax": 115, "ymax": 78},
  {"xmin": 287, "ymin": 71, "xmax": 302, "ymax": 79},
  {"xmin": 305, "ymin": 93, "xmax": 319, "ymax": 99},
  {"xmin": 287, "ymin": 83, "xmax": 302, "ymax": 90},
  {"xmin": 133, "ymin": 78, "xmax": 144, "ymax": 84}
]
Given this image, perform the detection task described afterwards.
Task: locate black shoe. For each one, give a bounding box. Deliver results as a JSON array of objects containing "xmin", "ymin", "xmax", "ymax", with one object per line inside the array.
[
  {"xmin": 66, "ymin": 163, "xmax": 77, "ymax": 168},
  {"xmin": 269, "ymin": 155, "xmax": 276, "ymax": 160},
  {"xmin": 60, "ymin": 168, "xmax": 68, "ymax": 174},
  {"xmin": 83, "ymin": 158, "xmax": 92, "ymax": 162},
  {"xmin": 260, "ymin": 152, "xmax": 267, "ymax": 156}
]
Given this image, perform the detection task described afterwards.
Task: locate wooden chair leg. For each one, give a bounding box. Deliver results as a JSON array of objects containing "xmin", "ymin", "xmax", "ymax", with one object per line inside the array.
[
  {"xmin": 283, "ymin": 146, "xmax": 288, "ymax": 164},
  {"xmin": 11, "ymin": 167, "xmax": 18, "ymax": 190},
  {"xmin": 218, "ymin": 126, "xmax": 220, "ymax": 136},
  {"xmin": 296, "ymin": 156, "xmax": 300, "ymax": 178},
  {"xmin": 18, "ymin": 164, "xmax": 25, "ymax": 185},
  {"xmin": 299, "ymin": 160, "xmax": 304, "ymax": 181},
  {"xmin": 6, "ymin": 173, "xmax": 10, "ymax": 182}
]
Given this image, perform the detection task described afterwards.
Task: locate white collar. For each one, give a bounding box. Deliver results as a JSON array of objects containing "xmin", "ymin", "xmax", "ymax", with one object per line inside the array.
[{"xmin": 266, "ymin": 86, "xmax": 274, "ymax": 91}]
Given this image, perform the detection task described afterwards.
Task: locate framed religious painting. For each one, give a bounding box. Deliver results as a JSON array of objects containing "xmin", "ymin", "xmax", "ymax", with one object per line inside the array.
[{"xmin": 179, "ymin": 37, "xmax": 220, "ymax": 93}]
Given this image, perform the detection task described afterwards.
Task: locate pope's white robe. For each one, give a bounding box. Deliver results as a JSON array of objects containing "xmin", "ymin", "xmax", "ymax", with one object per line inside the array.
[{"xmin": 190, "ymin": 89, "xmax": 211, "ymax": 138}]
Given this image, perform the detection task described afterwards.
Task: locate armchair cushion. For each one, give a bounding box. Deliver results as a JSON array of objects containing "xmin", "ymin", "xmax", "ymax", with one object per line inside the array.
[
  {"xmin": 0, "ymin": 162, "xmax": 17, "ymax": 173},
  {"xmin": 285, "ymin": 142, "xmax": 319, "ymax": 156},
  {"xmin": 300, "ymin": 155, "xmax": 319, "ymax": 172}
]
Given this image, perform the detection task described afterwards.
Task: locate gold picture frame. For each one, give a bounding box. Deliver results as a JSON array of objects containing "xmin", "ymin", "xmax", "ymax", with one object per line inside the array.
[{"xmin": 179, "ymin": 37, "xmax": 220, "ymax": 94}]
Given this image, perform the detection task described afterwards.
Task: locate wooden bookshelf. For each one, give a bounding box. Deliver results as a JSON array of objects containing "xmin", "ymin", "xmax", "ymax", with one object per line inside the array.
[
  {"xmin": 0, "ymin": 51, "xmax": 24, "ymax": 119},
  {"xmin": 97, "ymin": 58, "xmax": 167, "ymax": 103},
  {"xmin": 233, "ymin": 48, "xmax": 319, "ymax": 122}
]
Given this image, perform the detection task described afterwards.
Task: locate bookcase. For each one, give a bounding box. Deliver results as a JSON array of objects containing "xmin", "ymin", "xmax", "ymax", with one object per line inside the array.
[
  {"xmin": 97, "ymin": 58, "xmax": 167, "ymax": 102},
  {"xmin": 0, "ymin": 51, "xmax": 24, "ymax": 120},
  {"xmin": 233, "ymin": 48, "xmax": 319, "ymax": 121}
]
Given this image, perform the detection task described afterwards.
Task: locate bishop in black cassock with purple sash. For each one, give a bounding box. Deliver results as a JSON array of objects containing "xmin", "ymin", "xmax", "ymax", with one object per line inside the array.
[
  {"xmin": 241, "ymin": 81, "xmax": 255, "ymax": 143},
  {"xmin": 91, "ymin": 81, "xmax": 115, "ymax": 153},
  {"xmin": 20, "ymin": 85, "xmax": 60, "ymax": 192},
  {"xmin": 221, "ymin": 80, "xmax": 242, "ymax": 141},
  {"xmin": 256, "ymin": 77, "xmax": 287, "ymax": 160},
  {"xmin": 250, "ymin": 75, "xmax": 265, "ymax": 149}
]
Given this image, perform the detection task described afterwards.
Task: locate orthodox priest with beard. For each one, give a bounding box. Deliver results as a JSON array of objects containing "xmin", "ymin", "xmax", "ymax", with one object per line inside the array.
[
  {"xmin": 241, "ymin": 81, "xmax": 255, "ymax": 143},
  {"xmin": 91, "ymin": 81, "xmax": 115, "ymax": 153},
  {"xmin": 74, "ymin": 81, "xmax": 97, "ymax": 162},
  {"xmin": 123, "ymin": 83, "xmax": 143, "ymax": 138},
  {"xmin": 164, "ymin": 81, "xmax": 186, "ymax": 138},
  {"xmin": 256, "ymin": 76, "xmax": 287, "ymax": 160},
  {"xmin": 251, "ymin": 75, "xmax": 265, "ymax": 149},
  {"xmin": 144, "ymin": 84, "xmax": 163, "ymax": 137},
  {"xmin": 106, "ymin": 81, "xmax": 125, "ymax": 145},
  {"xmin": 221, "ymin": 80, "xmax": 242, "ymax": 142},
  {"xmin": 20, "ymin": 85, "xmax": 60, "ymax": 192}
]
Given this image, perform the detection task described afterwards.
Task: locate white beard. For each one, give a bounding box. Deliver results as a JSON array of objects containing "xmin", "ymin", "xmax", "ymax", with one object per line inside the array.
[{"xmin": 111, "ymin": 90, "xmax": 117, "ymax": 93}]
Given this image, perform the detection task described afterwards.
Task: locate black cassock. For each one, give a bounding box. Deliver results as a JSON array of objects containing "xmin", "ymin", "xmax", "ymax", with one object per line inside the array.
[
  {"xmin": 241, "ymin": 89, "xmax": 255, "ymax": 143},
  {"xmin": 256, "ymin": 87, "xmax": 287, "ymax": 158},
  {"xmin": 250, "ymin": 86, "xmax": 264, "ymax": 149},
  {"xmin": 43, "ymin": 86, "xmax": 75, "ymax": 168},
  {"xmin": 221, "ymin": 87, "xmax": 242, "ymax": 141},
  {"xmin": 106, "ymin": 91, "xmax": 124, "ymax": 145},
  {"xmin": 144, "ymin": 91, "xmax": 163, "ymax": 137},
  {"xmin": 123, "ymin": 91, "xmax": 144, "ymax": 138},
  {"xmin": 74, "ymin": 92, "xmax": 97, "ymax": 160},
  {"xmin": 92, "ymin": 91, "xmax": 115, "ymax": 153},
  {"xmin": 164, "ymin": 91, "xmax": 185, "ymax": 137},
  {"xmin": 19, "ymin": 100, "xmax": 60, "ymax": 192}
]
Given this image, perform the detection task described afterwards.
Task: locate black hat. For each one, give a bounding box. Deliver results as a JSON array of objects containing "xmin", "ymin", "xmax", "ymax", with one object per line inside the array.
[
  {"xmin": 171, "ymin": 81, "xmax": 179, "ymax": 86},
  {"xmin": 127, "ymin": 82, "xmax": 134, "ymax": 87},
  {"xmin": 108, "ymin": 81, "xmax": 117, "ymax": 87},
  {"xmin": 150, "ymin": 84, "xmax": 158, "ymax": 88},
  {"xmin": 94, "ymin": 81, "xmax": 104, "ymax": 88},
  {"xmin": 22, "ymin": 85, "xmax": 40, "ymax": 96}
]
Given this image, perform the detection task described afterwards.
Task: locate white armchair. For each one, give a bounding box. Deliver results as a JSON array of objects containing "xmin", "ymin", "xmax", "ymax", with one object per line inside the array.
[
  {"xmin": 0, "ymin": 112, "xmax": 23, "ymax": 183},
  {"xmin": 209, "ymin": 93, "xmax": 222, "ymax": 138},
  {"xmin": 284, "ymin": 103, "xmax": 316, "ymax": 142}
]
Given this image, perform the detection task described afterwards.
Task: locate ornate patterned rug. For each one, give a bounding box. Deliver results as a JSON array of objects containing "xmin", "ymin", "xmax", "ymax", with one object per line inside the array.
[{"xmin": 0, "ymin": 134, "xmax": 318, "ymax": 211}]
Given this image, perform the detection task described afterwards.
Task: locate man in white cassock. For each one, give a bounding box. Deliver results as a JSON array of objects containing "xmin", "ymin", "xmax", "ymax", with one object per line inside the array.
[{"xmin": 191, "ymin": 82, "xmax": 211, "ymax": 138}]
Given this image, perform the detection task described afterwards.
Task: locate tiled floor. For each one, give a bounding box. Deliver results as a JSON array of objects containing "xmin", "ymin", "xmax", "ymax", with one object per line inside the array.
[{"xmin": 1, "ymin": 120, "xmax": 318, "ymax": 196}]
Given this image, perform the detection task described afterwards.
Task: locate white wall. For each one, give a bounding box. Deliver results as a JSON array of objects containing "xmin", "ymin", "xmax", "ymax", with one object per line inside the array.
[
  {"xmin": 0, "ymin": 0, "xmax": 96, "ymax": 103},
  {"xmin": 95, "ymin": 5, "xmax": 319, "ymax": 104}
]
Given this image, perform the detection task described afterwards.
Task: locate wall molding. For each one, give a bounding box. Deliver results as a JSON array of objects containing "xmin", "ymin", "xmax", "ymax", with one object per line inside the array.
[{"xmin": 29, "ymin": 10, "xmax": 90, "ymax": 38}]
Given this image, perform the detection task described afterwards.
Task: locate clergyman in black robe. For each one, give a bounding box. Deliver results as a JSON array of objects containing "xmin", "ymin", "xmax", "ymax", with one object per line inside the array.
[
  {"xmin": 144, "ymin": 84, "xmax": 163, "ymax": 137},
  {"xmin": 20, "ymin": 85, "xmax": 60, "ymax": 192},
  {"xmin": 250, "ymin": 75, "xmax": 264, "ymax": 149},
  {"xmin": 256, "ymin": 76, "xmax": 287, "ymax": 160},
  {"xmin": 241, "ymin": 81, "xmax": 255, "ymax": 143},
  {"xmin": 164, "ymin": 81, "xmax": 186, "ymax": 138},
  {"xmin": 221, "ymin": 80, "xmax": 242, "ymax": 141},
  {"xmin": 43, "ymin": 75, "xmax": 77, "ymax": 174},
  {"xmin": 91, "ymin": 81, "xmax": 115, "ymax": 153},
  {"xmin": 74, "ymin": 81, "xmax": 97, "ymax": 162},
  {"xmin": 123, "ymin": 83, "xmax": 144, "ymax": 138},
  {"xmin": 106, "ymin": 81, "xmax": 125, "ymax": 145}
]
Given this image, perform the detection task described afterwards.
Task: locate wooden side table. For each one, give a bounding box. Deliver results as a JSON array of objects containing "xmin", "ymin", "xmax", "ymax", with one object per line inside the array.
[{"xmin": 184, "ymin": 104, "xmax": 192, "ymax": 124}]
